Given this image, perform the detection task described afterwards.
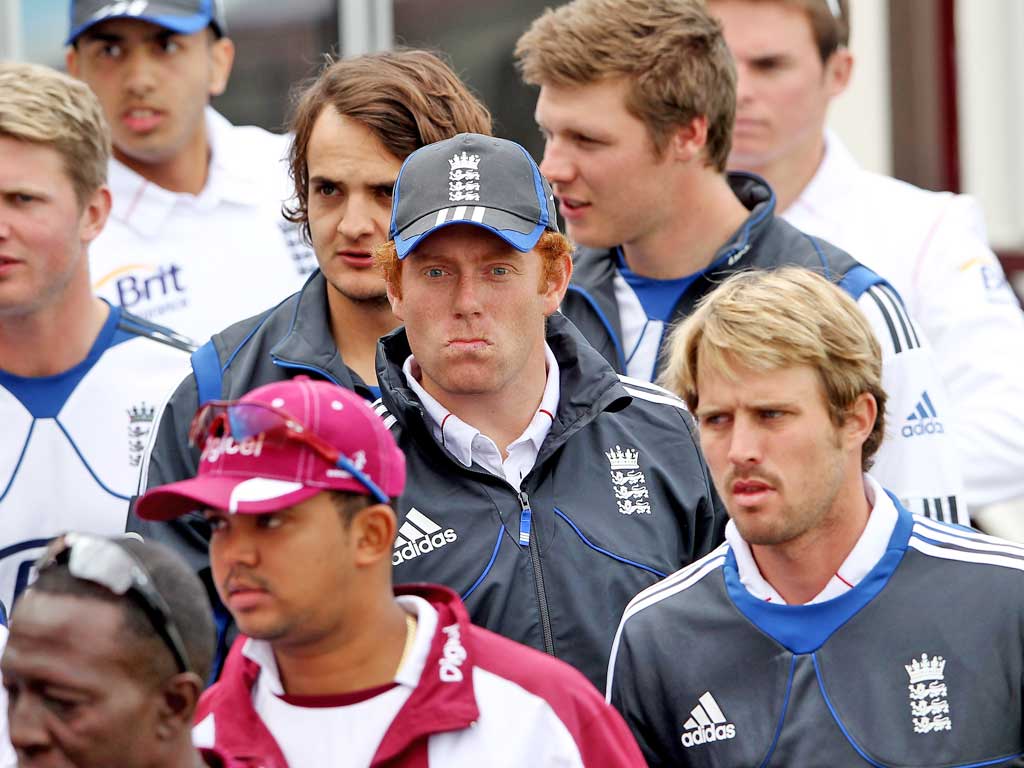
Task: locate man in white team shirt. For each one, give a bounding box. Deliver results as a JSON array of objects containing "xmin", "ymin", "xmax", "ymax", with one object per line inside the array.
[
  {"xmin": 711, "ymin": 0, "xmax": 1024, "ymax": 526},
  {"xmin": 0, "ymin": 62, "xmax": 191, "ymax": 616},
  {"xmin": 135, "ymin": 377, "xmax": 645, "ymax": 767},
  {"xmin": 66, "ymin": 0, "xmax": 316, "ymax": 341}
]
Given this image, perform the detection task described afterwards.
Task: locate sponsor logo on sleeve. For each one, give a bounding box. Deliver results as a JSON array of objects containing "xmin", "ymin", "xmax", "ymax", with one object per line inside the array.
[{"xmin": 902, "ymin": 391, "xmax": 945, "ymax": 438}]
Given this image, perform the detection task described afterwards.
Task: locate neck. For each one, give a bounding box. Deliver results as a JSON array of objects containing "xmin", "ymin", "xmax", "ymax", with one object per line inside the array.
[
  {"xmin": 418, "ymin": 338, "xmax": 549, "ymax": 458},
  {"xmin": 273, "ymin": 594, "xmax": 410, "ymax": 696},
  {"xmin": 0, "ymin": 291, "xmax": 108, "ymax": 377},
  {"xmin": 741, "ymin": 132, "xmax": 826, "ymax": 215},
  {"xmin": 620, "ymin": 170, "xmax": 750, "ymax": 279},
  {"xmin": 751, "ymin": 473, "xmax": 872, "ymax": 605},
  {"xmin": 327, "ymin": 286, "xmax": 400, "ymax": 386},
  {"xmin": 113, "ymin": 121, "xmax": 210, "ymax": 195}
]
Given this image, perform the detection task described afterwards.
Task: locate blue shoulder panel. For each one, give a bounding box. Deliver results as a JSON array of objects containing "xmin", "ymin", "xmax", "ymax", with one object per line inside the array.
[
  {"xmin": 191, "ymin": 341, "xmax": 223, "ymax": 406},
  {"xmin": 0, "ymin": 304, "xmax": 120, "ymax": 417},
  {"xmin": 837, "ymin": 264, "xmax": 885, "ymax": 300},
  {"xmin": 724, "ymin": 503, "xmax": 914, "ymax": 653}
]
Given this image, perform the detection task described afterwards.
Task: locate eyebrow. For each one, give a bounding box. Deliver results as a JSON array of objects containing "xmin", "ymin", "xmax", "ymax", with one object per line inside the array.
[
  {"xmin": 80, "ymin": 29, "xmax": 179, "ymax": 45},
  {"xmin": 308, "ymin": 175, "xmax": 395, "ymax": 188}
]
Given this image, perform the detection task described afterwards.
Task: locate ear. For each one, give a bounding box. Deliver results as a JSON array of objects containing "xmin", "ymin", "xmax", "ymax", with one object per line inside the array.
[
  {"xmin": 350, "ymin": 504, "xmax": 398, "ymax": 567},
  {"xmin": 824, "ymin": 48, "xmax": 854, "ymax": 100},
  {"xmin": 385, "ymin": 266, "xmax": 405, "ymax": 321},
  {"xmin": 842, "ymin": 391, "xmax": 877, "ymax": 452},
  {"xmin": 666, "ymin": 115, "xmax": 709, "ymax": 164},
  {"xmin": 207, "ymin": 37, "xmax": 235, "ymax": 98},
  {"xmin": 65, "ymin": 47, "xmax": 80, "ymax": 77},
  {"xmin": 541, "ymin": 251, "xmax": 573, "ymax": 316},
  {"xmin": 79, "ymin": 186, "xmax": 112, "ymax": 245},
  {"xmin": 155, "ymin": 672, "xmax": 204, "ymax": 741}
]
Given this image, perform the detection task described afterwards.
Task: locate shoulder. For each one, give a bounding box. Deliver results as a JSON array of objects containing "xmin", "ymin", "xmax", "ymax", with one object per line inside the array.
[
  {"xmin": 607, "ymin": 375, "xmax": 700, "ymax": 437},
  {"xmin": 467, "ymin": 624, "xmax": 615, "ymax": 723},
  {"xmin": 853, "ymin": 279, "xmax": 925, "ymax": 356},
  {"xmin": 210, "ymin": 291, "xmax": 301, "ymax": 369},
  {"xmin": 617, "ymin": 543, "xmax": 730, "ymax": 629},
  {"xmin": 753, "ymin": 216, "xmax": 857, "ymax": 277},
  {"xmin": 115, "ymin": 311, "xmax": 195, "ymax": 354},
  {"xmin": 906, "ymin": 515, "xmax": 1024, "ymax": 580}
]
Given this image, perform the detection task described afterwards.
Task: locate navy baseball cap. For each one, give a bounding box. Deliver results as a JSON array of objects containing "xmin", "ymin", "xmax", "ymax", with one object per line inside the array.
[
  {"xmin": 67, "ymin": 0, "xmax": 226, "ymax": 45},
  {"xmin": 390, "ymin": 133, "xmax": 559, "ymax": 259}
]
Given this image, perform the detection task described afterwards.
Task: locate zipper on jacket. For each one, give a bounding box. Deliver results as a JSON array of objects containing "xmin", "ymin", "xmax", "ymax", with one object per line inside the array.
[{"xmin": 520, "ymin": 491, "xmax": 555, "ymax": 656}]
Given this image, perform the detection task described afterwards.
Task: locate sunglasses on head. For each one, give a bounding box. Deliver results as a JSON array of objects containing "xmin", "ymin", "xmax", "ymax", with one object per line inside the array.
[
  {"xmin": 188, "ymin": 399, "xmax": 389, "ymax": 504},
  {"xmin": 36, "ymin": 533, "xmax": 192, "ymax": 675}
]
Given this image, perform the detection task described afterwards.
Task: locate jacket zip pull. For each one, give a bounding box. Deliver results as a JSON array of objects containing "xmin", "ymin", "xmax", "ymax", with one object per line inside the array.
[{"xmin": 518, "ymin": 491, "xmax": 533, "ymax": 547}]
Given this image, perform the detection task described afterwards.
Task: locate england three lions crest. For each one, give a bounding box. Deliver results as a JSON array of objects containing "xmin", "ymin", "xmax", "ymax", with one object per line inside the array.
[
  {"xmin": 448, "ymin": 151, "xmax": 481, "ymax": 202},
  {"xmin": 606, "ymin": 445, "xmax": 651, "ymax": 515},
  {"xmin": 906, "ymin": 653, "xmax": 952, "ymax": 734},
  {"xmin": 127, "ymin": 402, "xmax": 157, "ymax": 468}
]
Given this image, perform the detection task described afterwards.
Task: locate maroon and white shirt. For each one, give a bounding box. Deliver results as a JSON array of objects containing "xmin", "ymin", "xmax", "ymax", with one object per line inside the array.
[{"xmin": 193, "ymin": 584, "xmax": 644, "ymax": 767}]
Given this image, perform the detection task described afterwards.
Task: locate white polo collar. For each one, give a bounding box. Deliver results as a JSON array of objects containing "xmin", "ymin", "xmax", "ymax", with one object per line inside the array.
[
  {"xmin": 107, "ymin": 107, "xmax": 269, "ymax": 237},
  {"xmin": 401, "ymin": 345, "xmax": 560, "ymax": 479},
  {"xmin": 727, "ymin": 474, "xmax": 898, "ymax": 605}
]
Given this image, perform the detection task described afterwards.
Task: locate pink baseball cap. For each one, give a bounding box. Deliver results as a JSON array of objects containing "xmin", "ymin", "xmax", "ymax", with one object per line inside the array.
[{"xmin": 135, "ymin": 377, "xmax": 405, "ymax": 521}]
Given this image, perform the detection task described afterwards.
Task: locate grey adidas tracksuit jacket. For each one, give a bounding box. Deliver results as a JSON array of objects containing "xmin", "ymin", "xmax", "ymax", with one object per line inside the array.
[
  {"xmin": 560, "ymin": 172, "xmax": 967, "ymax": 526},
  {"xmin": 375, "ymin": 315, "xmax": 726, "ymax": 691},
  {"xmin": 607, "ymin": 495, "xmax": 1024, "ymax": 767}
]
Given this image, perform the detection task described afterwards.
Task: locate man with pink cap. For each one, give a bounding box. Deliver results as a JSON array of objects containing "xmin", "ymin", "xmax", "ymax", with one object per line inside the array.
[{"xmin": 135, "ymin": 376, "xmax": 644, "ymax": 767}]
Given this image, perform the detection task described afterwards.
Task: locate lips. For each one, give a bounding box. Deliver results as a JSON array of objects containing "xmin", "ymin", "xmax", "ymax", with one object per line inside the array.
[
  {"xmin": 224, "ymin": 580, "xmax": 271, "ymax": 612},
  {"xmin": 121, "ymin": 107, "xmax": 164, "ymax": 133},
  {"xmin": 555, "ymin": 195, "xmax": 590, "ymax": 221},
  {"xmin": 733, "ymin": 479, "xmax": 774, "ymax": 494},
  {"xmin": 337, "ymin": 250, "xmax": 375, "ymax": 269},
  {"xmin": 729, "ymin": 476, "xmax": 777, "ymax": 507},
  {"xmin": 447, "ymin": 338, "xmax": 491, "ymax": 353}
]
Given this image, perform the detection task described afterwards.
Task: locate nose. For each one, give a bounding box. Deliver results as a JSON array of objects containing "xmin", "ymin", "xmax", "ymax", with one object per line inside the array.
[
  {"xmin": 451, "ymin": 273, "xmax": 483, "ymax": 318},
  {"xmin": 539, "ymin": 137, "xmax": 576, "ymax": 187},
  {"xmin": 7, "ymin": 691, "xmax": 51, "ymax": 758},
  {"xmin": 734, "ymin": 62, "xmax": 754, "ymax": 107},
  {"xmin": 122, "ymin": 48, "xmax": 157, "ymax": 97},
  {"xmin": 726, "ymin": 417, "xmax": 763, "ymax": 467},
  {"xmin": 211, "ymin": 524, "xmax": 259, "ymax": 572},
  {"xmin": 337, "ymin": 194, "xmax": 378, "ymax": 245}
]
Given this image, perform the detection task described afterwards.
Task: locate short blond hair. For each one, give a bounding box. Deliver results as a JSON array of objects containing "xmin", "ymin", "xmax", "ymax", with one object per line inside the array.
[
  {"xmin": 515, "ymin": 0, "xmax": 736, "ymax": 171},
  {"xmin": 659, "ymin": 267, "xmax": 887, "ymax": 469},
  {"xmin": 0, "ymin": 61, "xmax": 110, "ymax": 205}
]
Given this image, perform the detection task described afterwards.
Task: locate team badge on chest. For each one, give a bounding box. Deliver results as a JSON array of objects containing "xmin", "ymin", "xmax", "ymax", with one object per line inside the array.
[
  {"xmin": 905, "ymin": 653, "xmax": 952, "ymax": 734},
  {"xmin": 127, "ymin": 402, "xmax": 157, "ymax": 468},
  {"xmin": 605, "ymin": 445, "xmax": 651, "ymax": 515}
]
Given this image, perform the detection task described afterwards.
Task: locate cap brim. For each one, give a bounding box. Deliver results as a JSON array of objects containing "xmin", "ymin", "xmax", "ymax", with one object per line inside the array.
[
  {"xmin": 67, "ymin": 10, "xmax": 212, "ymax": 45},
  {"xmin": 135, "ymin": 475, "xmax": 321, "ymax": 521},
  {"xmin": 395, "ymin": 207, "xmax": 546, "ymax": 259}
]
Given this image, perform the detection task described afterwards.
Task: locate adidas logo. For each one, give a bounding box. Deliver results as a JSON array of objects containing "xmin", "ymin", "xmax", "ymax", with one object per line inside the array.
[
  {"xmin": 680, "ymin": 692, "xmax": 736, "ymax": 748},
  {"xmin": 902, "ymin": 391, "xmax": 945, "ymax": 438},
  {"xmin": 392, "ymin": 508, "xmax": 458, "ymax": 566}
]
